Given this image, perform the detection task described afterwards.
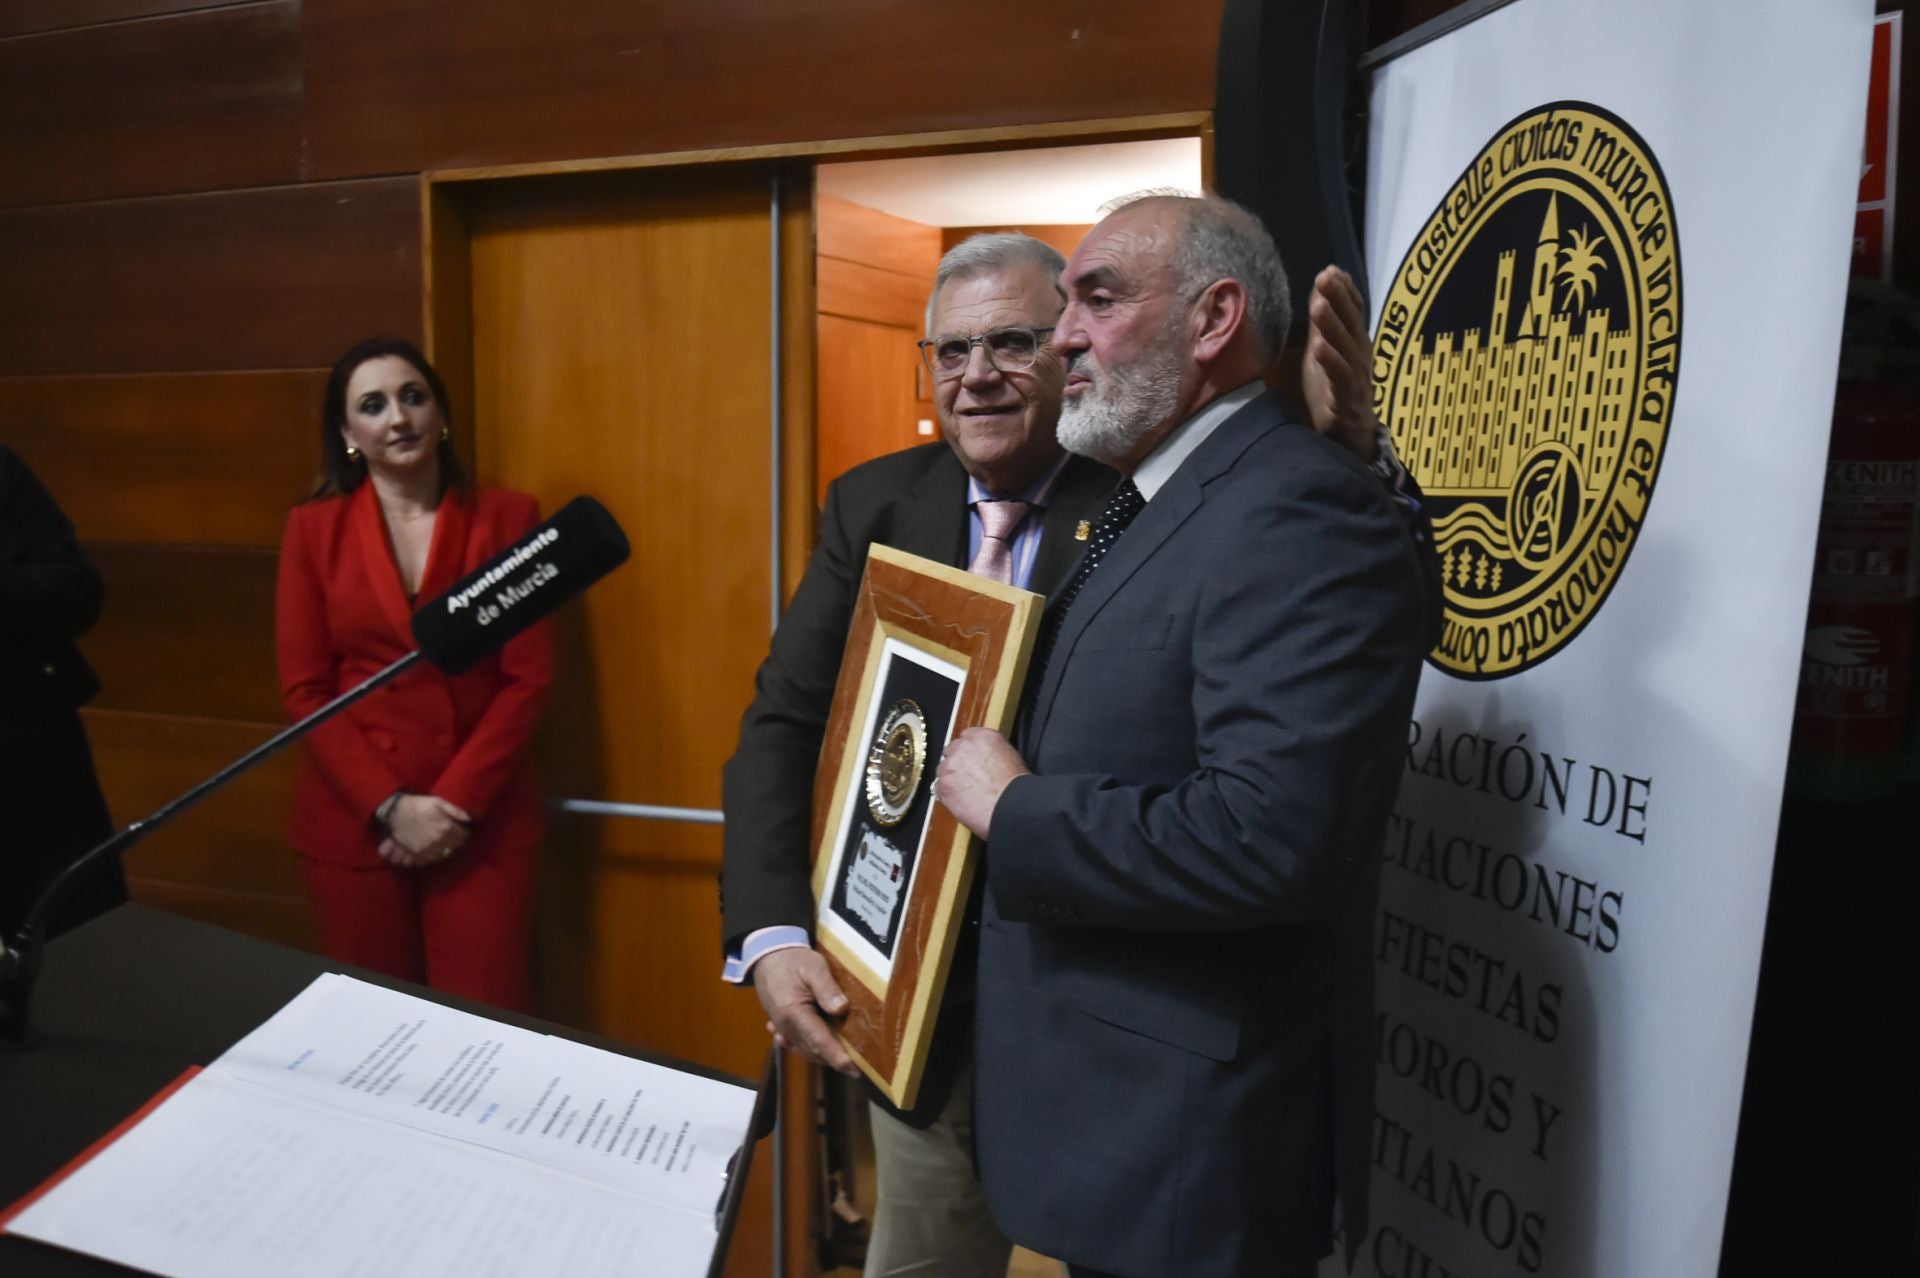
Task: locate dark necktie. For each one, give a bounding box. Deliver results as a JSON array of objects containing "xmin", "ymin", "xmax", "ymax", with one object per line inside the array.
[{"xmin": 1028, "ymin": 479, "xmax": 1146, "ymax": 691}]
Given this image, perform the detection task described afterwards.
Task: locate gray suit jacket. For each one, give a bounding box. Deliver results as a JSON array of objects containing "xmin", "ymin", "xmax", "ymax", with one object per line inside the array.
[{"xmin": 975, "ymin": 391, "xmax": 1431, "ymax": 1275}]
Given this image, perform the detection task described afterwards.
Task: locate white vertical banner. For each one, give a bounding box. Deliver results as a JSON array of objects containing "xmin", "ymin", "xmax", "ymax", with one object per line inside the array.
[{"xmin": 1348, "ymin": 3, "xmax": 1874, "ymax": 1276}]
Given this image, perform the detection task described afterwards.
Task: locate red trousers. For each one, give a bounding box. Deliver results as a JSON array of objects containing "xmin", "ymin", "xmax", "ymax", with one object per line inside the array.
[{"xmin": 298, "ymin": 841, "xmax": 536, "ymax": 1013}]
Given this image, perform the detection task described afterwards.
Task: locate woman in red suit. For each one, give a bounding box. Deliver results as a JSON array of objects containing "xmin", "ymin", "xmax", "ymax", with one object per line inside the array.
[{"xmin": 275, "ymin": 337, "xmax": 552, "ymax": 1011}]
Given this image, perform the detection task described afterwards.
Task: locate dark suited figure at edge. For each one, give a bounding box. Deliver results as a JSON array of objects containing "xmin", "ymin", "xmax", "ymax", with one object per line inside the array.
[
  {"xmin": 275, "ymin": 338, "xmax": 553, "ymax": 1011},
  {"xmin": 0, "ymin": 446, "xmax": 122, "ymax": 941}
]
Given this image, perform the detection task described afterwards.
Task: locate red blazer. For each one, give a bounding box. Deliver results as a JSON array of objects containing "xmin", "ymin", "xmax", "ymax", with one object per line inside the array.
[{"xmin": 275, "ymin": 484, "xmax": 554, "ymax": 866}]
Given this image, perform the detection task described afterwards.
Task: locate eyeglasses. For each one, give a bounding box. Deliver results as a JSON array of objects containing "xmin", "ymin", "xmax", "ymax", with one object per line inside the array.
[{"xmin": 916, "ymin": 326, "xmax": 1056, "ymax": 379}]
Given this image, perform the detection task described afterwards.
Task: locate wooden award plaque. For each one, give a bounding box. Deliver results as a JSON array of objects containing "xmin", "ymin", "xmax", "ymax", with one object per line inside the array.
[{"xmin": 809, "ymin": 544, "xmax": 1042, "ymax": 1109}]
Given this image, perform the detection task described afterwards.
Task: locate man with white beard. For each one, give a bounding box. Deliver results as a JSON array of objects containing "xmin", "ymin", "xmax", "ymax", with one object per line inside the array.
[{"xmin": 936, "ymin": 194, "xmax": 1437, "ymax": 1278}]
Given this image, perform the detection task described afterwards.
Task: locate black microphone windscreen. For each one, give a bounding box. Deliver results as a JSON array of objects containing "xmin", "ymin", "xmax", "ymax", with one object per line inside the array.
[{"xmin": 411, "ymin": 496, "xmax": 630, "ymax": 674}]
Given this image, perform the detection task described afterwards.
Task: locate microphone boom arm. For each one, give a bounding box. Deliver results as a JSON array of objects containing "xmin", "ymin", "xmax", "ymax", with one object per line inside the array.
[{"xmin": 0, "ymin": 649, "xmax": 425, "ymax": 1045}]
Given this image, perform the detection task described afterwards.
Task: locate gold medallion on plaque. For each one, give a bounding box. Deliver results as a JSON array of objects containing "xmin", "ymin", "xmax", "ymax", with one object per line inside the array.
[
  {"xmin": 1373, "ymin": 102, "xmax": 1682, "ymax": 679},
  {"xmin": 864, "ymin": 700, "xmax": 928, "ymax": 827}
]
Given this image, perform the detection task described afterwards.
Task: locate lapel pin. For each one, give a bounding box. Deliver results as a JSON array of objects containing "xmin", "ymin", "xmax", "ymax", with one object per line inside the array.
[{"xmin": 1075, "ymin": 520, "xmax": 1091, "ymax": 541}]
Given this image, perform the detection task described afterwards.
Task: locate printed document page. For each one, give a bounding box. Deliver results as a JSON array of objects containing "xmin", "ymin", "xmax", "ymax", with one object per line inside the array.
[
  {"xmin": 7, "ymin": 974, "xmax": 757, "ymax": 1278},
  {"xmin": 213, "ymin": 974, "xmax": 753, "ymax": 1213}
]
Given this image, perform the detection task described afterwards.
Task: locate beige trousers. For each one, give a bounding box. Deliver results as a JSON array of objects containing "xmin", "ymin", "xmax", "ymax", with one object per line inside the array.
[{"xmin": 864, "ymin": 1055, "xmax": 1013, "ymax": 1278}]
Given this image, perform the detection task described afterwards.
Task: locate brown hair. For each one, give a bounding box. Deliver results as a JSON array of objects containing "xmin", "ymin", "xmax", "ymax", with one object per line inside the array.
[{"xmin": 306, "ymin": 336, "xmax": 470, "ymax": 502}]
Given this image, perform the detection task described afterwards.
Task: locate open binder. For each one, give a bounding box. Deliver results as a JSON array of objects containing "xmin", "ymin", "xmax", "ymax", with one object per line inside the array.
[{"xmin": 3, "ymin": 971, "xmax": 772, "ymax": 1278}]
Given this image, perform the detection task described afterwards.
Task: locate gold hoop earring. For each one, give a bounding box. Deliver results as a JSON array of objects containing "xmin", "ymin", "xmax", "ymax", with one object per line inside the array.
[
  {"xmin": 345, "ymin": 444, "xmax": 361, "ymax": 462},
  {"xmin": 440, "ymin": 425, "xmax": 451, "ymax": 442}
]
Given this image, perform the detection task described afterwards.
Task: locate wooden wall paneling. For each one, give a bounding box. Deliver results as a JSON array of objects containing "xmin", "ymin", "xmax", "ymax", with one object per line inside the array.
[
  {"xmin": 302, "ymin": 0, "xmax": 1222, "ymax": 179},
  {"xmin": 941, "ymin": 223, "xmax": 1094, "ymax": 261},
  {"xmin": 0, "ymin": 178, "xmax": 422, "ymax": 376},
  {"xmin": 82, "ymin": 707, "xmax": 311, "ymax": 919},
  {"xmin": 816, "ymin": 256, "xmax": 928, "ymax": 331},
  {"xmin": 533, "ymin": 816, "xmax": 769, "ymax": 1069},
  {"xmin": 0, "ymin": 0, "xmax": 301, "ymax": 208},
  {"xmin": 718, "ymin": 1125, "xmax": 780, "ymax": 1278},
  {"xmin": 85, "ymin": 544, "xmax": 282, "ymax": 723},
  {"xmin": 528, "ymin": 815, "xmax": 743, "ymax": 1022},
  {"xmin": 526, "ymin": 812, "xmax": 610, "ymax": 1038},
  {"xmin": 816, "ymin": 194, "xmax": 941, "ymax": 280},
  {"xmin": 816, "ymin": 315, "xmax": 922, "ymax": 505},
  {"xmin": 0, "ymin": 372, "xmax": 323, "ymax": 546},
  {"xmin": 587, "ymin": 821, "xmax": 769, "ymax": 1070},
  {"xmin": 0, "ymin": 0, "xmax": 256, "ymax": 40},
  {"xmin": 777, "ymin": 1057, "xmax": 818, "ymax": 1278}
]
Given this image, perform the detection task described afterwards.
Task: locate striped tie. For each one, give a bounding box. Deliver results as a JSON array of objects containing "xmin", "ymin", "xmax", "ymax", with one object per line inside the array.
[{"xmin": 968, "ymin": 499, "xmax": 1029, "ymax": 584}]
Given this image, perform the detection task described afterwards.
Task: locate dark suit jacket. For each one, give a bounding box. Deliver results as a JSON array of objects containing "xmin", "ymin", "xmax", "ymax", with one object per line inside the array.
[
  {"xmin": 975, "ymin": 392, "xmax": 1432, "ymax": 1276},
  {"xmin": 0, "ymin": 447, "xmax": 103, "ymax": 748},
  {"xmin": 719, "ymin": 441, "xmax": 1115, "ymax": 1118},
  {"xmin": 274, "ymin": 483, "xmax": 553, "ymax": 867},
  {"xmin": 0, "ymin": 446, "xmax": 120, "ymax": 937}
]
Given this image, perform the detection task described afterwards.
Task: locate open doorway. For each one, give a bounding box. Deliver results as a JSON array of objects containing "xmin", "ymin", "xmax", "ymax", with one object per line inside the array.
[{"xmin": 812, "ymin": 138, "xmax": 1204, "ymax": 504}]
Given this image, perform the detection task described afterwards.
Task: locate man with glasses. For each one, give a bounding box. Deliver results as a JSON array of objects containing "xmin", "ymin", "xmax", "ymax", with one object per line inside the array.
[
  {"xmin": 720, "ymin": 230, "xmax": 1410, "ymax": 1278},
  {"xmin": 723, "ymin": 233, "xmax": 1106, "ymax": 1278}
]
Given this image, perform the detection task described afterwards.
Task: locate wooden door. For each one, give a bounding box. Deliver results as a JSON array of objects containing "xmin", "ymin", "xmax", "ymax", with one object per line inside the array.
[{"xmin": 443, "ymin": 162, "xmax": 815, "ymax": 1277}]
